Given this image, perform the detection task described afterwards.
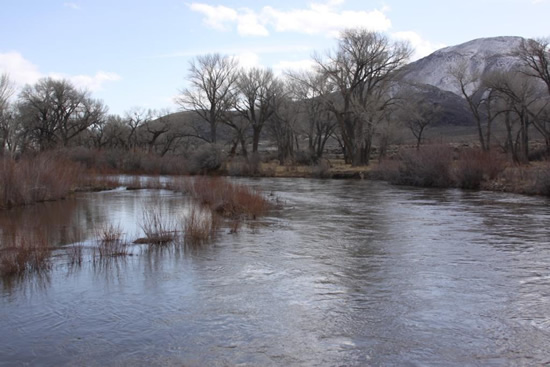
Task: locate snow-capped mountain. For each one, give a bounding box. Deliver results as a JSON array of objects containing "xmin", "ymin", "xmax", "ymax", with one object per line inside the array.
[{"xmin": 401, "ymin": 36, "xmax": 525, "ymax": 96}]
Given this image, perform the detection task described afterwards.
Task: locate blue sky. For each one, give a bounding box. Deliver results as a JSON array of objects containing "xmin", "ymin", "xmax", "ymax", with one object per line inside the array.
[{"xmin": 1, "ymin": 0, "xmax": 549, "ymax": 115}]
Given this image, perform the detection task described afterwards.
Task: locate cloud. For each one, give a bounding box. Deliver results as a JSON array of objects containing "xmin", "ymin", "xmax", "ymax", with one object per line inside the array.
[
  {"xmin": 0, "ymin": 51, "xmax": 42, "ymax": 86},
  {"xmin": 273, "ymin": 59, "xmax": 316, "ymax": 75},
  {"xmin": 234, "ymin": 52, "xmax": 261, "ymax": 70},
  {"xmin": 50, "ymin": 71, "xmax": 122, "ymax": 92},
  {"xmin": 189, "ymin": 3, "xmax": 268, "ymax": 36},
  {"xmin": 188, "ymin": 1, "xmax": 391, "ymax": 37},
  {"xmin": 0, "ymin": 51, "xmax": 121, "ymax": 92},
  {"xmin": 392, "ymin": 31, "xmax": 446, "ymax": 60},
  {"xmin": 63, "ymin": 2, "xmax": 80, "ymax": 10}
]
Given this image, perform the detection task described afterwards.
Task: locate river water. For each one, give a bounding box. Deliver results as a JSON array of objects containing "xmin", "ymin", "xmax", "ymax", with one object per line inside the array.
[{"xmin": 1, "ymin": 178, "xmax": 550, "ymax": 366}]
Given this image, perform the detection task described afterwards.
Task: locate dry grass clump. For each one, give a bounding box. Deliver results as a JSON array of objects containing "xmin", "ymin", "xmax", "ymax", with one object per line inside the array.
[
  {"xmin": 0, "ymin": 153, "xmax": 84, "ymax": 209},
  {"xmin": 183, "ymin": 204, "xmax": 219, "ymax": 246},
  {"xmin": 0, "ymin": 230, "xmax": 52, "ymax": 278},
  {"xmin": 95, "ymin": 223, "xmax": 128, "ymax": 257},
  {"xmin": 186, "ymin": 177, "xmax": 271, "ymax": 219},
  {"xmin": 136, "ymin": 208, "xmax": 176, "ymax": 245},
  {"xmin": 65, "ymin": 245, "xmax": 83, "ymax": 267}
]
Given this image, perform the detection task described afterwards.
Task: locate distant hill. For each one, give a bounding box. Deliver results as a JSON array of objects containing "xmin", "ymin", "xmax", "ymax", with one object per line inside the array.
[{"xmin": 401, "ymin": 36, "xmax": 525, "ymax": 96}]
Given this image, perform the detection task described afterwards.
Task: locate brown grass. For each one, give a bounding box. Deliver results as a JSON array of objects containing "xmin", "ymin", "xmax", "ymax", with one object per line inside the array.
[
  {"xmin": 186, "ymin": 177, "xmax": 271, "ymax": 219},
  {"xmin": 454, "ymin": 149, "xmax": 507, "ymax": 189},
  {"xmin": 95, "ymin": 223, "xmax": 128, "ymax": 257},
  {"xmin": 183, "ymin": 204, "xmax": 218, "ymax": 245},
  {"xmin": 0, "ymin": 230, "xmax": 52, "ymax": 278},
  {"xmin": 0, "ymin": 153, "xmax": 84, "ymax": 209},
  {"xmin": 137, "ymin": 208, "xmax": 176, "ymax": 245},
  {"xmin": 394, "ymin": 145, "xmax": 454, "ymax": 188}
]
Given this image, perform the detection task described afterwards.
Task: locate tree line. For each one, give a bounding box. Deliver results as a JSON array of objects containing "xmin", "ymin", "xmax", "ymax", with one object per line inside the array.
[{"xmin": 1, "ymin": 29, "xmax": 549, "ymax": 168}]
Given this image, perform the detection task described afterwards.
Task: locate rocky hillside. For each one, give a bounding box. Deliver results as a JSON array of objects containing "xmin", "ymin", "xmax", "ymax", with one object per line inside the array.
[{"xmin": 401, "ymin": 36, "xmax": 525, "ymax": 96}]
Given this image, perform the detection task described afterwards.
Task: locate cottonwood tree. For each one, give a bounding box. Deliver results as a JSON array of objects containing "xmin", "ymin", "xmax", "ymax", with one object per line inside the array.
[
  {"xmin": 485, "ymin": 70, "xmax": 547, "ymax": 161},
  {"xmin": 449, "ymin": 60, "xmax": 498, "ymax": 151},
  {"xmin": 287, "ymin": 70, "xmax": 337, "ymax": 162},
  {"xmin": 176, "ymin": 53, "xmax": 239, "ymax": 143},
  {"xmin": 233, "ymin": 67, "xmax": 278, "ymax": 155},
  {"xmin": 267, "ymin": 81, "xmax": 299, "ymax": 164},
  {"xmin": 18, "ymin": 78, "xmax": 106, "ymax": 150},
  {"xmin": 397, "ymin": 87, "xmax": 442, "ymax": 150},
  {"xmin": 517, "ymin": 38, "xmax": 550, "ymax": 152},
  {"xmin": 314, "ymin": 29, "xmax": 411, "ymax": 165},
  {"xmin": 518, "ymin": 38, "xmax": 550, "ymax": 95},
  {"xmin": 0, "ymin": 74, "xmax": 16, "ymax": 153}
]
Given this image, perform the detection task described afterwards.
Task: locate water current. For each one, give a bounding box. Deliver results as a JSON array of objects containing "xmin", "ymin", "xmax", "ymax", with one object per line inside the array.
[{"xmin": 1, "ymin": 178, "xmax": 550, "ymax": 366}]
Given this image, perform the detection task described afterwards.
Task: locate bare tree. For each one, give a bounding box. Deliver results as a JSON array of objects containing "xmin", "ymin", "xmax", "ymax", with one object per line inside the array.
[
  {"xmin": 18, "ymin": 78, "xmax": 106, "ymax": 150},
  {"xmin": 233, "ymin": 67, "xmax": 278, "ymax": 154},
  {"xmin": 397, "ymin": 88, "xmax": 442, "ymax": 150},
  {"xmin": 518, "ymin": 38, "xmax": 550, "ymax": 95},
  {"xmin": 0, "ymin": 74, "xmax": 16, "ymax": 153},
  {"xmin": 314, "ymin": 29, "xmax": 411, "ymax": 165},
  {"xmin": 449, "ymin": 60, "xmax": 498, "ymax": 151},
  {"xmin": 267, "ymin": 81, "xmax": 298, "ymax": 164},
  {"xmin": 176, "ymin": 53, "xmax": 239, "ymax": 143},
  {"xmin": 287, "ymin": 70, "xmax": 337, "ymax": 161},
  {"xmin": 485, "ymin": 70, "xmax": 547, "ymax": 161}
]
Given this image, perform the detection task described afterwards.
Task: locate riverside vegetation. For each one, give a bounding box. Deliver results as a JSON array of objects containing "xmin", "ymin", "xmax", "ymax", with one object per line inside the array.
[{"xmin": 1, "ymin": 29, "xmax": 550, "ymax": 280}]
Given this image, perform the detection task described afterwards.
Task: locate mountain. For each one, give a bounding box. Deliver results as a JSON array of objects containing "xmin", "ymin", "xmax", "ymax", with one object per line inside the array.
[{"xmin": 401, "ymin": 36, "xmax": 525, "ymax": 96}]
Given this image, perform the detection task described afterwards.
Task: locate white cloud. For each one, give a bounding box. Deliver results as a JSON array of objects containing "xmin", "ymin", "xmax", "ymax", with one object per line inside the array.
[
  {"xmin": 63, "ymin": 2, "xmax": 80, "ymax": 10},
  {"xmin": 273, "ymin": 59, "xmax": 316, "ymax": 75},
  {"xmin": 234, "ymin": 52, "xmax": 261, "ymax": 70},
  {"xmin": 392, "ymin": 31, "xmax": 446, "ymax": 60},
  {"xmin": 0, "ymin": 51, "xmax": 121, "ymax": 92},
  {"xmin": 189, "ymin": 3, "xmax": 238, "ymax": 31},
  {"xmin": 189, "ymin": 1, "xmax": 391, "ymax": 37},
  {"xmin": 0, "ymin": 51, "xmax": 42, "ymax": 86},
  {"xmin": 51, "ymin": 71, "xmax": 122, "ymax": 92},
  {"xmin": 236, "ymin": 9, "xmax": 269, "ymax": 36}
]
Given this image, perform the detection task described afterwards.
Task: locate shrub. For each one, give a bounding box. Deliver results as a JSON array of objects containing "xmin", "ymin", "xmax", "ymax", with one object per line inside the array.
[
  {"xmin": 183, "ymin": 204, "xmax": 217, "ymax": 245},
  {"xmin": 187, "ymin": 144, "xmax": 224, "ymax": 174},
  {"xmin": 186, "ymin": 177, "xmax": 271, "ymax": 219},
  {"xmin": 311, "ymin": 159, "xmax": 332, "ymax": 178},
  {"xmin": 0, "ymin": 153, "xmax": 84, "ymax": 208},
  {"xmin": 454, "ymin": 149, "xmax": 507, "ymax": 189},
  {"xmin": 0, "ymin": 230, "xmax": 52, "ymax": 278},
  {"xmin": 137, "ymin": 207, "xmax": 176, "ymax": 245},
  {"xmin": 95, "ymin": 223, "xmax": 128, "ymax": 257},
  {"xmin": 395, "ymin": 145, "xmax": 453, "ymax": 188}
]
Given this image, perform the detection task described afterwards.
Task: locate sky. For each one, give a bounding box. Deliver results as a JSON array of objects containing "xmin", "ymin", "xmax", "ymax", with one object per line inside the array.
[{"xmin": 1, "ymin": 0, "xmax": 549, "ymax": 115}]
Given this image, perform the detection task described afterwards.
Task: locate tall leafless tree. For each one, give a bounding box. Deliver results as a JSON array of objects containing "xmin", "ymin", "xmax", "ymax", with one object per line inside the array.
[
  {"xmin": 448, "ymin": 60, "xmax": 498, "ymax": 151},
  {"xmin": 18, "ymin": 78, "xmax": 106, "ymax": 150},
  {"xmin": 233, "ymin": 67, "xmax": 278, "ymax": 154},
  {"xmin": 287, "ymin": 70, "xmax": 337, "ymax": 161},
  {"xmin": 176, "ymin": 53, "xmax": 239, "ymax": 143},
  {"xmin": 314, "ymin": 29, "xmax": 411, "ymax": 165}
]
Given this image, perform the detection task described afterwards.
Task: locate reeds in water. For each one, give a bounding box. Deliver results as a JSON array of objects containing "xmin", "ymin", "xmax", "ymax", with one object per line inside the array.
[
  {"xmin": 95, "ymin": 223, "xmax": 128, "ymax": 257},
  {"xmin": 0, "ymin": 230, "xmax": 52, "ymax": 278}
]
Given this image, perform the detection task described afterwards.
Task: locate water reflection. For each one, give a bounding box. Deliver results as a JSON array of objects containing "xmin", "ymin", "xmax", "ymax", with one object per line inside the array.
[{"xmin": 1, "ymin": 179, "xmax": 550, "ymax": 366}]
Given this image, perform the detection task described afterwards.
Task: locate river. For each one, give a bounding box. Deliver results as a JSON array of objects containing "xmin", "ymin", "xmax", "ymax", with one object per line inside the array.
[{"xmin": 1, "ymin": 178, "xmax": 549, "ymax": 366}]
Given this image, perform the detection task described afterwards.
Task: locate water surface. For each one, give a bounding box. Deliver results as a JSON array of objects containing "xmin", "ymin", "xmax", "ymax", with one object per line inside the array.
[{"xmin": 1, "ymin": 178, "xmax": 550, "ymax": 366}]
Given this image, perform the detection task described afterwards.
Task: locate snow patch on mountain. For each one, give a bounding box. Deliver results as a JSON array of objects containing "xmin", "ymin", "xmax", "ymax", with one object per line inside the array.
[{"xmin": 401, "ymin": 36, "xmax": 525, "ymax": 95}]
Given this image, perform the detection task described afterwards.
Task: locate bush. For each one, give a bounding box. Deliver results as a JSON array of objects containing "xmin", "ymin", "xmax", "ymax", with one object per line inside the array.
[
  {"xmin": 188, "ymin": 144, "xmax": 224, "ymax": 174},
  {"xmin": 394, "ymin": 145, "xmax": 453, "ymax": 188},
  {"xmin": 454, "ymin": 149, "xmax": 506, "ymax": 189},
  {"xmin": 0, "ymin": 153, "xmax": 84, "ymax": 208},
  {"xmin": 312, "ymin": 159, "xmax": 332, "ymax": 178},
  {"xmin": 186, "ymin": 177, "xmax": 271, "ymax": 219}
]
